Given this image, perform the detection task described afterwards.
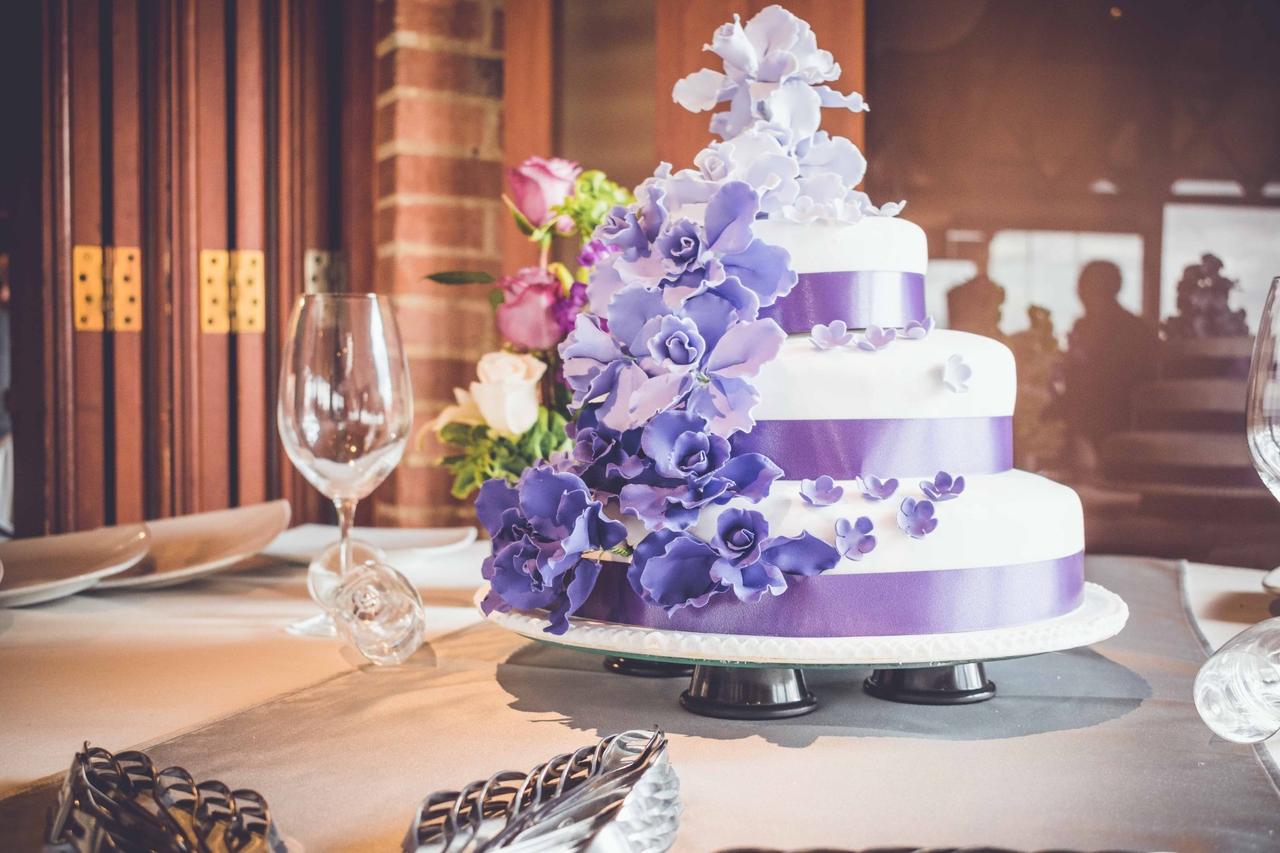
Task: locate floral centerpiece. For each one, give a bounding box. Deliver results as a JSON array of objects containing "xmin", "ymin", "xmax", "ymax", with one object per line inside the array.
[
  {"xmin": 426, "ymin": 157, "xmax": 631, "ymax": 498},
  {"xmin": 474, "ymin": 5, "xmax": 910, "ymax": 634}
]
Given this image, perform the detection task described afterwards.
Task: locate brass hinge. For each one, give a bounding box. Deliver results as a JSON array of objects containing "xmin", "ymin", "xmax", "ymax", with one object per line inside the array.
[
  {"xmin": 72, "ymin": 245, "xmax": 105, "ymax": 331},
  {"xmin": 106, "ymin": 246, "xmax": 142, "ymax": 331},
  {"xmin": 230, "ymin": 249, "xmax": 266, "ymax": 333},
  {"xmin": 304, "ymin": 249, "xmax": 349, "ymax": 293},
  {"xmin": 199, "ymin": 249, "xmax": 230, "ymax": 333}
]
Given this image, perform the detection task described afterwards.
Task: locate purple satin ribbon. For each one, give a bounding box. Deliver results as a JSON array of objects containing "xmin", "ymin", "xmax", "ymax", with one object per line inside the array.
[
  {"xmin": 733, "ymin": 416, "xmax": 1013, "ymax": 479},
  {"xmin": 761, "ymin": 270, "xmax": 927, "ymax": 333},
  {"xmin": 575, "ymin": 552, "xmax": 1084, "ymax": 638}
]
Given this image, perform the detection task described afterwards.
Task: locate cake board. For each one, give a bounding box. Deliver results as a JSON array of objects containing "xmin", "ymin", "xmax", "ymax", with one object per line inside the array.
[{"xmin": 477, "ymin": 582, "xmax": 1129, "ymax": 720}]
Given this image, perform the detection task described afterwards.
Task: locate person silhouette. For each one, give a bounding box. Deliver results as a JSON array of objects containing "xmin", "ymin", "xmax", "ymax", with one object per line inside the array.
[{"xmin": 1063, "ymin": 261, "xmax": 1157, "ymax": 467}]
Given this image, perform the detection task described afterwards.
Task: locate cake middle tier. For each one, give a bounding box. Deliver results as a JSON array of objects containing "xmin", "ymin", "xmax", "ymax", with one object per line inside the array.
[{"xmin": 739, "ymin": 328, "xmax": 1017, "ymax": 479}]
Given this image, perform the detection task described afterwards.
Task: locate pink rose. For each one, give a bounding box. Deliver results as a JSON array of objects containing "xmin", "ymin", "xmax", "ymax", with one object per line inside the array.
[
  {"xmin": 496, "ymin": 267, "xmax": 562, "ymax": 350},
  {"xmin": 506, "ymin": 157, "xmax": 581, "ymax": 232}
]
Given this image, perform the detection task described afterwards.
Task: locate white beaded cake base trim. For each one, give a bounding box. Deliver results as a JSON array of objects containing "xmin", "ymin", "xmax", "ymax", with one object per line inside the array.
[{"xmin": 476, "ymin": 582, "xmax": 1129, "ymax": 667}]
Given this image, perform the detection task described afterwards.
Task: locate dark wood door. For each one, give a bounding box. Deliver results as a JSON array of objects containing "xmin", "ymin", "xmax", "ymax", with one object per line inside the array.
[{"xmin": 3, "ymin": 0, "xmax": 374, "ymax": 535}]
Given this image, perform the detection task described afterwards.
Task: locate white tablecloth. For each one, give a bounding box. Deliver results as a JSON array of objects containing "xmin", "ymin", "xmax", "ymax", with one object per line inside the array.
[{"xmin": 2, "ymin": 537, "xmax": 1278, "ymax": 848}]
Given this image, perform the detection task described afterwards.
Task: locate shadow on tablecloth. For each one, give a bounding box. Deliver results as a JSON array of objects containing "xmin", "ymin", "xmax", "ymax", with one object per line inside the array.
[{"xmin": 493, "ymin": 643, "xmax": 1150, "ymax": 747}]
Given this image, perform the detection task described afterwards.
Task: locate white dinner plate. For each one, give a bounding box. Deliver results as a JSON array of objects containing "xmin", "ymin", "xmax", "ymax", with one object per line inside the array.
[
  {"xmin": 261, "ymin": 524, "xmax": 478, "ymax": 571},
  {"xmin": 95, "ymin": 500, "xmax": 292, "ymax": 591},
  {"xmin": 0, "ymin": 524, "xmax": 150, "ymax": 607},
  {"xmin": 1262, "ymin": 566, "xmax": 1280, "ymax": 595}
]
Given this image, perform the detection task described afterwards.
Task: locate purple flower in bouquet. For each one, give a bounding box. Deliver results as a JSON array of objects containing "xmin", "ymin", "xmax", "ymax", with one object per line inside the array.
[
  {"xmin": 477, "ymin": 467, "xmax": 627, "ymax": 633},
  {"xmin": 942, "ymin": 354, "xmax": 972, "ymax": 393},
  {"xmin": 835, "ymin": 516, "xmax": 876, "ymax": 561},
  {"xmin": 495, "ymin": 267, "xmax": 562, "ymax": 350},
  {"xmin": 920, "ymin": 471, "xmax": 965, "ymax": 502},
  {"xmin": 576, "ymin": 238, "xmax": 614, "ymax": 269},
  {"xmin": 800, "ymin": 475, "xmax": 844, "ymax": 506},
  {"xmin": 552, "ymin": 281, "xmax": 588, "ymax": 338},
  {"xmin": 617, "ymin": 410, "xmax": 781, "ymax": 531},
  {"xmin": 856, "ymin": 474, "xmax": 899, "ymax": 501},
  {"xmin": 857, "ymin": 324, "xmax": 897, "ymax": 352},
  {"xmin": 897, "ymin": 497, "xmax": 938, "ymax": 540},
  {"xmin": 810, "ymin": 320, "xmax": 853, "ymax": 350},
  {"xmin": 903, "ymin": 316, "xmax": 935, "ymax": 340},
  {"xmin": 507, "ymin": 156, "xmax": 581, "ymax": 233}
]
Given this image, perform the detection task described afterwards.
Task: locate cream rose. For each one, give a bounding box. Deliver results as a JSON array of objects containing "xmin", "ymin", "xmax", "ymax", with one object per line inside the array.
[{"xmin": 469, "ymin": 351, "xmax": 547, "ymax": 438}]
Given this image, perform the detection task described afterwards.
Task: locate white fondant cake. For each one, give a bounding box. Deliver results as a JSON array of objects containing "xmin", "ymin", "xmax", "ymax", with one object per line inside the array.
[{"xmin": 480, "ymin": 5, "xmax": 1093, "ymax": 641}]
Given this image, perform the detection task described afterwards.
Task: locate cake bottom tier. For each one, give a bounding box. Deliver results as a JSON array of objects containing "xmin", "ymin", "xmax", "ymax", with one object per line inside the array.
[
  {"xmin": 575, "ymin": 551, "xmax": 1083, "ymax": 638},
  {"xmin": 591, "ymin": 469, "xmax": 1086, "ymax": 638}
]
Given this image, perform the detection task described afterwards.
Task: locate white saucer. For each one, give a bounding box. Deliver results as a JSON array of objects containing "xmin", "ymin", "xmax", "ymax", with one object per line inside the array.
[
  {"xmin": 1262, "ymin": 567, "xmax": 1280, "ymax": 595},
  {"xmin": 0, "ymin": 524, "xmax": 150, "ymax": 607},
  {"xmin": 96, "ymin": 501, "xmax": 292, "ymax": 591},
  {"xmin": 261, "ymin": 524, "xmax": 478, "ymax": 572},
  {"xmin": 478, "ymin": 582, "xmax": 1129, "ymax": 668}
]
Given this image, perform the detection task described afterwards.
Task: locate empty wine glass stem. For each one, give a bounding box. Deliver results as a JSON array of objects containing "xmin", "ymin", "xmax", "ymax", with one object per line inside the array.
[{"xmin": 335, "ymin": 498, "xmax": 357, "ymax": 576}]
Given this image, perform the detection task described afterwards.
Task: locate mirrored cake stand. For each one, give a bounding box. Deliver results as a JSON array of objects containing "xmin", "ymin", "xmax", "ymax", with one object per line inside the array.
[{"xmin": 477, "ymin": 583, "xmax": 1129, "ymax": 720}]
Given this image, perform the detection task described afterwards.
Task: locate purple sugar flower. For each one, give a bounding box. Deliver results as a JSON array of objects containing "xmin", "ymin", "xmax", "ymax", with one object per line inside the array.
[
  {"xmin": 857, "ymin": 475, "xmax": 899, "ymax": 501},
  {"xmin": 857, "ymin": 324, "xmax": 897, "ymax": 352},
  {"xmin": 903, "ymin": 315, "xmax": 935, "ymax": 340},
  {"xmin": 643, "ymin": 314, "xmax": 706, "ymax": 374},
  {"xmin": 810, "ymin": 320, "xmax": 854, "ymax": 350},
  {"xmin": 835, "ymin": 516, "xmax": 876, "ymax": 561},
  {"xmin": 628, "ymin": 530, "xmax": 724, "ymax": 612},
  {"xmin": 552, "ymin": 281, "xmax": 588, "ymax": 338},
  {"xmin": 618, "ymin": 410, "xmax": 781, "ymax": 531},
  {"xmin": 632, "ymin": 508, "xmax": 839, "ymax": 608},
  {"xmin": 800, "ymin": 475, "xmax": 844, "ymax": 506},
  {"xmin": 942, "ymin": 354, "xmax": 972, "ymax": 393},
  {"xmin": 477, "ymin": 467, "xmax": 628, "ymax": 634},
  {"xmin": 897, "ymin": 497, "xmax": 938, "ymax": 539},
  {"xmin": 921, "ymin": 471, "xmax": 965, "ymax": 501}
]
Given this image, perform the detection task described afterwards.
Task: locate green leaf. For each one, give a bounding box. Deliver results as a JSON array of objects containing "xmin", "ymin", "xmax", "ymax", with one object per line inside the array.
[
  {"xmin": 425, "ymin": 271, "xmax": 496, "ymax": 285},
  {"xmin": 502, "ymin": 194, "xmax": 538, "ymax": 236},
  {"xmin": 488, "ymin": 289, "xmax": 505, "ymax": 309}
]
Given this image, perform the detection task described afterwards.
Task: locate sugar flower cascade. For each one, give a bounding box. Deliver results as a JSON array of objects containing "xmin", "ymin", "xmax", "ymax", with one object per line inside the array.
[{"xmin": 479, "ymin": 5, "xmax": 904, "ymax": 633}]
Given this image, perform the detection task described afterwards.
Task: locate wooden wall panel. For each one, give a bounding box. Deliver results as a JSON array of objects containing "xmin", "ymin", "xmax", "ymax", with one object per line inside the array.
[
  {"xmin": 502, "ymin": 0, "xmax": 554, "ymax": 272},
  {"xmin": 232, "ymin": 0, "xmax": 268, "ymax": 506},
  {"xmin": 654, "ymin": 0, "xmax": 865, "ymax": 169},
  {"xmin": 192, "ymin": 0, "xmax": 232, "ymax": 512},
  {"xmin": 68, "ymin": 0, "xmax": 106, "ymax": 530},
  {"xmin": 107, "ymin": 0, "xmax": 146, "ymax": 523}
]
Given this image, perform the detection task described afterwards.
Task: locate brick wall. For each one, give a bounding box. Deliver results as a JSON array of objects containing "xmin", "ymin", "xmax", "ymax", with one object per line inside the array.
[{"xmin": 372, "ymin": 0, "xmax": 505, "ymax": 527}]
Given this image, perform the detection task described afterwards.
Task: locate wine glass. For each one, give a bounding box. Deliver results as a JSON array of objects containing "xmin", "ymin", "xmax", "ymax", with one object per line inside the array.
[
  {"xmin": 1247, "ymin": 277, "xmax": 1280, "ymax": 504},
  {"xmin": 277, "ymin": 293, "xmax": 414, "ymax": 637}
]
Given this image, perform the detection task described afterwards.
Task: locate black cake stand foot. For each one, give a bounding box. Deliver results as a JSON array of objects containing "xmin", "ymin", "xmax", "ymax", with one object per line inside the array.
[
  {"xmin": 863, "ymin": 662, "xmax": 996, "ymax": 705},
  {"xmin": 679, "ymin": 665, "xmax": 817, "ymax": 719},
  {"xmin": 602, "ymin": 656, "xmax": 694, "ymax": 678}
]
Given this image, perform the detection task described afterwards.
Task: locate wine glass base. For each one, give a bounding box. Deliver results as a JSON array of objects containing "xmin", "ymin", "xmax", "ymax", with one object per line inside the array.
[{"xmin": 285, "ymin": 611, "xmax": 338, "ymax": 638}]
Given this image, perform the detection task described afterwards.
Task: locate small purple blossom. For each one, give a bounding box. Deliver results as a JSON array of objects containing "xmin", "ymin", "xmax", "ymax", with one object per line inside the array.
[
  {"xmin": 921, "ymin": 471, "xmax": 965, "ymax": 501},
  {"xmin": 800, "ymin": 475, "xmax": 844, "ymax": 506},
  {"xmin": 552, "ymin": 281, "xmax": 588, "ymax": 338},
  {"xmin": 903, "ymin": 315, "xmax": 935, "ymax": 340},
  {"xmin": 835, "ymin": 516, "xmax": 876, "ymax": 561},
  {"xmin": 857, "ymin": 324, "xmax": 897, "ymax": 352},
  {"xmin": 576, "ymin": 238, "xmax": 614, "ymax": 269},
  {"xmin": 943, "ymin": 354, "xmax": 972, "ymax": 393},
  {"xmin": 897, "ymin": 497, "xmax": 938, "ymax": 539},
  {"xmin": 857, "ymin": 475, "xmax": 899, "ymax": 501},
  {"xmin": 810, "ymin": 320, "xmax": 854, "ymax": 350}
]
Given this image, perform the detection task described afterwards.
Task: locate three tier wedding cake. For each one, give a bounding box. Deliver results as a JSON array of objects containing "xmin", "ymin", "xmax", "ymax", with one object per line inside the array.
[{"xmin": 476, "ymin": 5, "xmax": 1086, "ymax": 640}]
